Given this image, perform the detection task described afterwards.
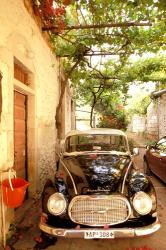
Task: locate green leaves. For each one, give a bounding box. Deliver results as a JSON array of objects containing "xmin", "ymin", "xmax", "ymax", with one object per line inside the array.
[
  {"xmin": 128, "ymin": 95, "xmax": 151, "ymax": 116},
  {"xmin": 123, "ymin": 55, "xmax": 166, "ymax": 83},
  {"xmin": 47, "ymin": 0, "xmax": 166, "ymax": 128}
]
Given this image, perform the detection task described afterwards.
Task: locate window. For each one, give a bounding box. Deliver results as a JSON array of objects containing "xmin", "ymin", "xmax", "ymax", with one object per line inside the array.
[
  {"xmin": 65, "ymin": 134, "xmax": 127, "ymax": 152},
  {"xmin": 14, "ymin": 59, "xmax": 31, "ymax": 85}
]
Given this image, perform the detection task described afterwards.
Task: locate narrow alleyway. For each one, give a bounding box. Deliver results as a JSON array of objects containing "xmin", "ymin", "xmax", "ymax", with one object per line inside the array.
[
  {"xmin": 127, "ymin": 131, "xmax": 149, "ymax": 172},
  {"xmin": 0, "ymin": 0, "xmax": 165, "ymax": 249},
  {"xmin": 6, "ymin": 133, "xmax": 166, "ymax": 250},
  {"xmin": 127, "ymin": 132, "xmax": 149, "ymax": 148}
]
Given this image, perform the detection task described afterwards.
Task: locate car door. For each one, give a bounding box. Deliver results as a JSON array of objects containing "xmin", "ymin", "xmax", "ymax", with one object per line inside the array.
[
  {"xmin": 154, "ymin": 137, "xmax": 166, "ymax": 182},
  {"xmin": 146, "ymin": 143, "xmax": 161, "ymax": 175}
]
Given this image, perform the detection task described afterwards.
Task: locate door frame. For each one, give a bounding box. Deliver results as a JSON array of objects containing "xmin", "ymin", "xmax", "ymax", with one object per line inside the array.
[{"xmin": 14, "ymin": 80, "xmax": 36, "ymax": 196}]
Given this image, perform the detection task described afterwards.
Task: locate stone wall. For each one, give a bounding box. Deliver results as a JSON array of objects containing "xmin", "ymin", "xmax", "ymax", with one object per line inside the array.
[
  {"xmin": 146, "ymin": 101, "xmax": 158, "ymax": 140},
  {"xmin": 158, "ymin": 93, "xmax": 166, "ymax": 138},
  {"xmin": 146, "ymin": 93, "xmax": 166, "ymax": 141},
  {"xmin": 0, "ymin": 0, "xmax": 72, "ymax": 245},
  {"xmin": 129, "ymin": 114, "xmax": 146, "ymax": 133}
]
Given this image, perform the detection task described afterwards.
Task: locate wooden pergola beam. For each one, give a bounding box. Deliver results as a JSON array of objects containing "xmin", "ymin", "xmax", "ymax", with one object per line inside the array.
[
  {"xmin": 59, "ymin": 52, "xmax": 129, "ymax": 57},
  {"xmin": 42, "ymin": 21, "xmax": 152, "ymax": 32}
]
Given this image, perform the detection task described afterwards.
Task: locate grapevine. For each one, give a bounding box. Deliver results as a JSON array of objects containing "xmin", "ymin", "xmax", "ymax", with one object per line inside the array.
[{"xmin": 33, "ymin": 0, "xmax": 67, "ymax": 33}]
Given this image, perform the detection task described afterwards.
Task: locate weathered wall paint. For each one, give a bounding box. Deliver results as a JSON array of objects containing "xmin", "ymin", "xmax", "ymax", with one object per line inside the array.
[{"xmin": 0, "ymin": 0, "xmax": 73, "ymax": 245}]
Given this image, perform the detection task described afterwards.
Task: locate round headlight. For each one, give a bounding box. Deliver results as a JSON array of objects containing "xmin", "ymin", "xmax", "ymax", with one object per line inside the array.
[
  {"xmin": 47, "ymin": 193, "xmax": 67, "ymax": 216},
  {"xmin": 133, "ymin": 191, "xmax": 152, "ymax": 215}
]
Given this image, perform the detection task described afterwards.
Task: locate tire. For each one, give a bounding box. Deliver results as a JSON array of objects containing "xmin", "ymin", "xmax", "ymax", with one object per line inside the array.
[
  {"xmin": 144, "ymin": 159, "xmax": 151, "ymax": 176},
  {"xmin": 34, "ymin": 232, "xmax": 57, "ymax": 249}
]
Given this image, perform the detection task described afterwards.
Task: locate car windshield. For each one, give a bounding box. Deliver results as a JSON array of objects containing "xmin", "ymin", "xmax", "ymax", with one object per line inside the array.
[{"xmin": 65, "ymin": 134, "xmax": 128, "ymax": 153}]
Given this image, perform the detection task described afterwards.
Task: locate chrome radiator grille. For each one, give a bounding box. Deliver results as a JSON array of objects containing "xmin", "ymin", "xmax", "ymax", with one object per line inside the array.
[{"xmin": 68, "ymin": 195, "xmax": 131, "ymax": 226}]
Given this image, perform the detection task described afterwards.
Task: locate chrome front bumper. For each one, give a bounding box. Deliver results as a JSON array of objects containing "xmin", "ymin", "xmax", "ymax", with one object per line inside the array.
[{"xmin": 39, "ymin": 217, "xmax": 160, "ymax": 238}]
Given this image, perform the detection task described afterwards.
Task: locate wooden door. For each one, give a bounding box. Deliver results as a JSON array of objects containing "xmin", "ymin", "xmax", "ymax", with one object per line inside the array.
[{"xmin": 14, "ymin": 91, "xmax": 27, "ymax": 179}]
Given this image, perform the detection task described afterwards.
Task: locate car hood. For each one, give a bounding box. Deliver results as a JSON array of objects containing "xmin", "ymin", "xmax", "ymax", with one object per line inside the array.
[{"xmin": 62, "ymin": 153, "xmax": 131, "ymax": 194}]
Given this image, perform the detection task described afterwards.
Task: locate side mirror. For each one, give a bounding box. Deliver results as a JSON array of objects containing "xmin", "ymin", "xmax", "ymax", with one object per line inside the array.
[
  {"xmin": 60, "ymin": 139, "xmax": 65, "ymax": 153},
  {"xmin": 146, "ymin": 142, "xmax": 156, "ymax": 150},
  {"xmin": 160, "ymin": 152, "xmax": 166, "ymax": 157},
  {"xmin": 132, "ymin": 147, "xmax": 139, "ymax": 156}
]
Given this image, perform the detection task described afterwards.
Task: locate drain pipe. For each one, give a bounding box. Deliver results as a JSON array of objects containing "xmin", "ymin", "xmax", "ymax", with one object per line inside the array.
[
  {"xmin": 0, "ymin": 171, "xmax": 6, "ymax": 248},
  {"xmin": 0, "ymin": 73, "xmax": 5, "ymax": 247}
]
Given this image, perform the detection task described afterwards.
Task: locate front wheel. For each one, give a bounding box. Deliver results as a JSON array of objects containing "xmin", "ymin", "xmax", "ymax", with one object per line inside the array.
[
  {"xmin": 144, "ymin": 159, "xmax": 151, "ymax": 176},
  {"xmin": 34, "ymin": 232, "xmax": 57, "ymax": 250}
]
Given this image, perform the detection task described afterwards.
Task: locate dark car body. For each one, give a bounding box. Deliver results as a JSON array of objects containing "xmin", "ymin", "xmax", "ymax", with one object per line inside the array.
[
  {"xmin": 144, "ymin": 136, "xmax": 166, "ymax": 183},
  {"xmin": 40, "ymin": 129, "xmax": 160, "ymax": 239}
]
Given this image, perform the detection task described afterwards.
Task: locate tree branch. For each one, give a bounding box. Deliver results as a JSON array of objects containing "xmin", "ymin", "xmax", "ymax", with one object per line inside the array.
[
  {"xmin": 89, "ymin": 85, "xmax": 105, "ymax": 127},
  {"xmin": 83, "ymin": 59, "xmax": 107, "ymax": 79},
  {"xmin": 42, "ymin": 21, "xmax": 152, "ymax": 31},
  {"xmin": 57, "ymin": 34, "xmax": 75, "ymax": 45},
  {"xmin": 89, "ymin": 74, "xmax": 120, "ymax": 80},
  {"xmin": 76, "ymin": 2, "xmax": 87, "ymax": 25},
  {"xmin": 59, "ymin": 51, "xmax": 126, "ymax": 57},
  {"xmin": 75, "ymin": 3, "xmax": 81, "ymax": 25}
]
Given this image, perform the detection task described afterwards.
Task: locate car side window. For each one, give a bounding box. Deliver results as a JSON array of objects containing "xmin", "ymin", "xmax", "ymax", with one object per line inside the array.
[{"xmin": 156, "ymin": 137, "xmax": 166, "ymax": 153}]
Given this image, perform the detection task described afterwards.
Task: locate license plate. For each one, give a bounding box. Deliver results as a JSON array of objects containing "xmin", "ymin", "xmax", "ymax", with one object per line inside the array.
[{"xmin": 84, "ymin": 230, "xmax": 115, "ymax": 239}]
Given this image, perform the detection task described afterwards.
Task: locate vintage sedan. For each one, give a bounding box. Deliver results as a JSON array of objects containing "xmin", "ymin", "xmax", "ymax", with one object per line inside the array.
[
  {"xmin": 144, "ymin": 136, "xmax": 166, "ymax": 183},
  {"xmin": 40, "ymin": 129, "xmax": 160, "ymax": 239}
]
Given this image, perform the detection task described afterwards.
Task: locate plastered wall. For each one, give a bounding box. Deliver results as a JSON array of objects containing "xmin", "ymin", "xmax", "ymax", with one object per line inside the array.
[{"xmin": 0, "ymin": 0, "xmax": 62, "ymax": 244}]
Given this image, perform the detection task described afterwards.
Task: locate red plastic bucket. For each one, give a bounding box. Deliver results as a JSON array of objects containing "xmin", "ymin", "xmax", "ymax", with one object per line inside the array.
[{"xmin": 2, "ymin": 178, "xmax": 30, "ymax": 208}]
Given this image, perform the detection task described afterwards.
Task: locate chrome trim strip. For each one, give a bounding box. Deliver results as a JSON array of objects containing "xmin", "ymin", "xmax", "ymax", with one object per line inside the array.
[
  {"xmin": 68, "ymin": 195, "xmax": 131, "ymax": 226},
  {"xmin": 60, "ymin": 158, "xmax": 78, "ymax": 195},
  {"xmin": 63, "ymin": 151, "xmax": 129, "ymax": 157},
  {"xmin": 39, "ymin": 217, "xmax": 160, "ymax": 238},
  {"xmin": 121, "ymin": 160, "xmax": 132, "ymax": 194}
]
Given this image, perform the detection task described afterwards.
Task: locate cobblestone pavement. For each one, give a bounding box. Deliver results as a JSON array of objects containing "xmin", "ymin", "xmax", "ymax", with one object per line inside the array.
[{"xmin": 6, "ymin": 134, "xmax": 166, "ymax": 250}]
